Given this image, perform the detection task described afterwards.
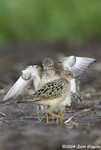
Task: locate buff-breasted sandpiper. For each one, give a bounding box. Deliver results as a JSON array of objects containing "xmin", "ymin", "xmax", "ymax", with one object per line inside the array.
[
  {"xmin": 25, "ymin": 75, "xmax": 71, "ymax": 123},
  {"xmin": 58, "ymin": 56, "xmax": 96, "ymax": 102},
  {"xmin": 37, "ymin": 58, "xmax": 82, "ymax": 118},
  {"xmin": 39, "ymin": 58, "xmax": 60, "ymax": 88},
  {"xmin": 36, "ymin": 58, "xmax": 61, "ymax": 115}
]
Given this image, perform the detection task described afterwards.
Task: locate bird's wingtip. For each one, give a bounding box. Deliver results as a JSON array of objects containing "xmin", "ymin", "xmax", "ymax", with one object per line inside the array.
[
  {"xmin": 93, "ymin": 58, "xmax": 96, "ymax": 62},
  {"xmin": 2, "ymin": 96, "xmax": 9, "ymax": 102}
]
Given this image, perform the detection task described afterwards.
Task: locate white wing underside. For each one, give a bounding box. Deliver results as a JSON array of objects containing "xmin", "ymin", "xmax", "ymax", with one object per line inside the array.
[
  {"xmin": 64, "ymin": 56, "xmax": 96, "ymax": 77},
  {"xmin": 3, "ymin": 77, "xmax": 32, "ymax": 101},
  {"xmin": 3, "ymin": 65, "xmax": 41, "ymax": 102},
  {"xmin": 3, "ymin": 66, "xmax": 36, "ymax": 102},
  {"xmin": 70, "ymin": 79, "xmax": 76, "ymax": 93}
]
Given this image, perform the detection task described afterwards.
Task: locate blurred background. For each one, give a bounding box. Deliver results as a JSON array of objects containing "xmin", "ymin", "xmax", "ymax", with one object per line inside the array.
[
  {"xmin": 0, "ymin": 0, "xmax": 101, "ymax": 81},
  {"xmin": 0, "ymin": 0, "xmax": 101, "ymax": 43},
  {"xmin": 0, "ymin": 1, "xmax": 101, "ymax": 149}
]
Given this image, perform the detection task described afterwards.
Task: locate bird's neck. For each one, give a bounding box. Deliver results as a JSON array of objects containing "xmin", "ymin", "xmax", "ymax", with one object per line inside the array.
[
  {"xmin": 45, "ymin": 68, "xmax": 56, "ymax": 77},
  {"xmin": 33, "ymin": 74, "xmax": 41, "ymax": 91}
]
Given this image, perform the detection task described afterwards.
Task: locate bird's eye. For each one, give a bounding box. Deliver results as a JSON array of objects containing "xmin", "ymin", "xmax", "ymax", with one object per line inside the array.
[{"xmin": 68, "ymin": 73, "xmax": 72, "ymax": 76}]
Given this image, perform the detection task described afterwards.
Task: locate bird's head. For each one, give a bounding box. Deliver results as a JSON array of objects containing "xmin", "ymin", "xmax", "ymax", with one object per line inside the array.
[
  {"xmin": 61, "ymin": 71, "xmax": 74, "ymax": 81},
  {"xmin": 42, "ymin": 58, "xmax": 54, "ymax": 70}
]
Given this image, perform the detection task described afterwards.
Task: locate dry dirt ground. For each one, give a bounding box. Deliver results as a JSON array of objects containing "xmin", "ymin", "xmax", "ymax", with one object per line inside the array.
[{"xmin": 0, "ymin": 39, "xmax": 101, "ymax": 150}]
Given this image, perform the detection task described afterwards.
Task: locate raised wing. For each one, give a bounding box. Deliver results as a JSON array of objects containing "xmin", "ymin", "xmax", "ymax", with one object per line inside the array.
[
  {"xmin": 3, "ymin": 65, "xmax": 42, "ymax": 102},
  {"xmin": 3, "ymin": 76, "xmax": 32, "ymax": 102},
  {"xmin": 2, "ymin": 66, "xmax": 34, "ymax": 102},
  {"xmin": 62, "ymin": 56, "xmax": 96, "ymax": 77}
]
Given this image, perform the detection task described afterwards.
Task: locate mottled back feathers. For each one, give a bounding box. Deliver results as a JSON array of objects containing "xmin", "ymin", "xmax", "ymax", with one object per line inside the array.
[{"xmin": 30, "ymin": 78, "xmax": 70, "ymax": 102}]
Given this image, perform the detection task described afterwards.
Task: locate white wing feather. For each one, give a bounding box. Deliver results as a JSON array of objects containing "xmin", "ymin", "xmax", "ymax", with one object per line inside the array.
[
  {"xmin": 3, "ymin": 76, "xmax": 32, "ymax": 102},
  {"xmin": 3, "ymin": 65, "xmax": 41, "ymax": 102},
  {"xmin": 70, "ymin": 79, "xmax": 76, "ymax": 93},
  {"xmin": 64, "ymin": 56, "xmax": 96, "ymax": 76},
  {"xmin": 3, "ymin": 66, "xmax": 34, "ymax": 102}
]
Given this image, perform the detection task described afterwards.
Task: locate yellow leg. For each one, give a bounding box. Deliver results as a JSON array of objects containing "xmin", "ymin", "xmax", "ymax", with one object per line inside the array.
[
  {"xmin": 39, "ymin": 113, "xmax": 46, "ymax": 122},
  {"xmin": 39, "ymin": 106, "xmax": 49, "ymax": 123},
  {"xmin": 48, "ymin": 111, "xmax": 62, "ymax": 119},
  {"xmin": 45, "ymin": 106, "xmax": 63, "ymax": 123},
  {"xmin": 45, "ymin": 108, "xmax": 49, "ymax": 123},
  {"xmin": 39, "ymin": 106, "xmax": 63, "ymax": 123}
]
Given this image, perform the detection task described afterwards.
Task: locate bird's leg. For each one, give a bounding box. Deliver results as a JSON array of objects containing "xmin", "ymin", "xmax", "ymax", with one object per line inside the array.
[
  {"xmin": 36, "ymin": 105, "xmax": 40, "ymax": 115},
  {"xmin": 45, "ymin": 106, "xmax": 49, "ymax": 123},
  {"xmin": 37, "ymin": 105, "xmax": 44, "ymax": 115},
  {"xmin": 39, "ymin": 113, "xmax": 46, "ymax": 122},
  {"xmin": 39, "ymin": 106, "xmax": 63, "ymax": 123},
  {"xmin": 39, "ymin": 106, "xmax": 50, "ymax": 123},
  {"xmin": 56, "ymin": 109, "xmax": 63, "ymax": 123},
  {"xmin": 47, "ymin": 107, "xmax": 62, "ymax": 123}
]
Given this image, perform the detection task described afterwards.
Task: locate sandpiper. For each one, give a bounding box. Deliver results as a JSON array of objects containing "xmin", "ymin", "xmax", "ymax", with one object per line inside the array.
[
  {"xmin": 25, "ymin": 75, "xmax": 71, "ymax": 123},
  {"xmin": 36, "ymin": 58, "xmax": 60, "ymax": 115},
  {"xmin": 3, "ymin": 65, "xmax": 42, "ymax": 102},
  {"xmin": 39, "ymin": 58, "xmax": 60, "ymax": 88},
  {"xmin": 38, "ymin": 58, "xmax": 82, "ymax": 116},
  {"xmin": 37, "ymin": 57, "xmax": 77, "ymax": 115},
  {"xmin": 58, "ymin": 56, "xmax": 96, "ymax": 102}
]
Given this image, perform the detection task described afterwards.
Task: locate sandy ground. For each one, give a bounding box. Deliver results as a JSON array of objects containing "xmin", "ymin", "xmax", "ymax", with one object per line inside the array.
[{"xmin": 0, "ymin": 39, "xmax": 101, "ymax": 150}]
